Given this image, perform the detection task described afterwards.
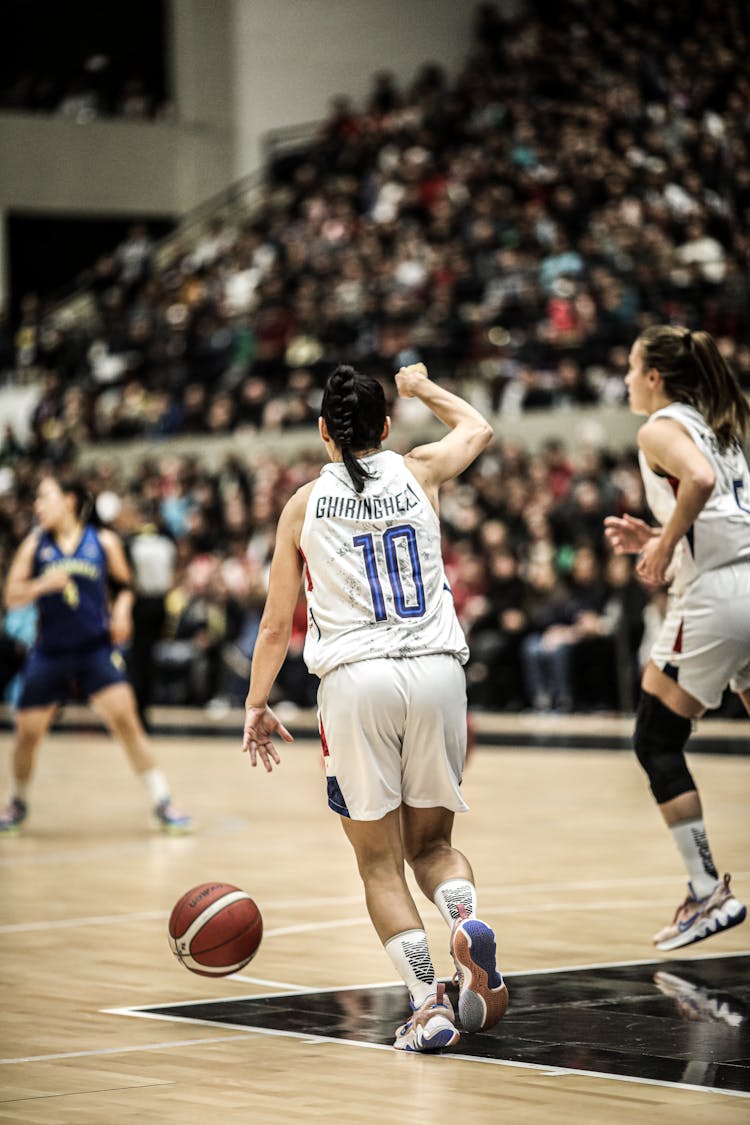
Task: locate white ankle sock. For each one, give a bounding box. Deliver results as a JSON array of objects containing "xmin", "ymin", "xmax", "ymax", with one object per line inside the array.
[
  {"xmin": 432, "ymin": 878, "xmax": 477, "ymax": 927},
  {"xmin": 670, "ymin": 818, "xmax": 719, "ymax": 898},
  {"xmin": 139, "ymin": 768, "xmax": 170, "ymax": 806},
  {"xmin": 384, "ymin": 929, "xmax": 436, "ymax": 1008}
]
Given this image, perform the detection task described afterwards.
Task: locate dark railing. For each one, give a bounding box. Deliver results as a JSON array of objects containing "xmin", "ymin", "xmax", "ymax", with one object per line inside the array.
[{"xmin": 46, "ymin": 117, "xmax": 322, "ymax": 331}]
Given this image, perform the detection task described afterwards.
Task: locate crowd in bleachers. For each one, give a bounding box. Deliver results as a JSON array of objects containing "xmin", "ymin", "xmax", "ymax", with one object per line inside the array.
[
  {"xmin": 5, "ymin": 0, "xmax": 750, "ymax": 452},
  {"xmin": 0, "ymin": 1, "xmax": 167, "ymax": 123},
  {"xmin": 0, "ymin": 435, "xmax": 656, "ymax": 716},
  {"xmin": 2, "ymin": 0, "xmax": 750, "ymax": 715},
  {"xmin": 1, "ymin": 69, "xmax": 163, "ymax": 122}
]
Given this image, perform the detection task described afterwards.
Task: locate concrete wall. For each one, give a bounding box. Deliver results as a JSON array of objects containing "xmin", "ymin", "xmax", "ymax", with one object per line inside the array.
[
  {"xmin": 0, "ymin": 115, "xmax": 231, "ymax": 218},
  {"xmin": 0, "ymin": 0, "xmax": 236, "ymax": 305},
  {"xmin": 230, "ymin": 0, "xmax": 474, "ymax": 177},
  {"xmin": 69, "ymin": 407, "xmax": 644, "ymax": 473},
  {"xmin": 0, "ymin": 0, "xmax": 485, "ymax": 304}
]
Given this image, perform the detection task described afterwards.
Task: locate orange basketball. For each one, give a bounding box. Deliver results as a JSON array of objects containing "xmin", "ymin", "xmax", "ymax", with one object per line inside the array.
[{"xmin": 168, "ymin": 882, "xmax": 263, "ymax": 976}]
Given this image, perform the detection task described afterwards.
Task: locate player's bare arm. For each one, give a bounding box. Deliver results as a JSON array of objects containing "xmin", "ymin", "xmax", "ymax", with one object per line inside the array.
[
  {"xmin": 3, "ymin": 532, "xmax": 69, "ymax": 608},
  {"xmin": 242, "ymin": 486, "xmax": 311, "ymax": 771},
  {"xmin": 636, "ymin": 417, "xmax": 716, "ymax": 584},
  {"xmin": 398, "ymin": 363, "xmax": 494, "ymax": 507},
  {"xmin": 100, "ymin": 528, "xmax": 136, "ymax": 646}
]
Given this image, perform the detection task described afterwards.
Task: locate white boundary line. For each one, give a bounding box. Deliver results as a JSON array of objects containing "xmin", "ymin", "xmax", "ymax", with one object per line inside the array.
[
  {"xmin": 101, "ymin": 948, "xmax": 750, "ymax": 1013},
  {"xmin": 98, "ymin": 1007, "xmax": 750, "ymax": 1102},
  {"xmin": 3, "ymin": 952, "xmax": 748, "ymax": 1099},
  {"xmin": 80, "ymin": 948, "xmax": 750, "ymax": 1102},
  {"xmin": 5, "ymin": 1017, "xmax": 749, "ymax": 1103}
]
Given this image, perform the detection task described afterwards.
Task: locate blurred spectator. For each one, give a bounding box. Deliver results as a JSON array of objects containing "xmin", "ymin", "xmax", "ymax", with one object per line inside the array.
[
  {"xmin": 519, "ymin": 545, "xmax": 622, "ymax": 712},
  {"xmin": 118, "ymin": 496, "xmax": 177, "ymax": 726},
  {"xmin": 153, "ymin": 554, "xmax": 243, "ymax": 705},
  {"xmin": 467, "ymin": 548, "xmax": 527, "ymax": 709}
]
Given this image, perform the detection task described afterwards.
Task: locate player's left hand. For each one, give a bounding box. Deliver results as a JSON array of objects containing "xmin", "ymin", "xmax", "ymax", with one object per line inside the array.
[
  {"xmin": 242, "ymin": 704, "xmax": 294, "ymax": 771},
  {"xmin": 110, "ymin": 603, "xmax": 133, "ymax": 646},
  {"xmin": 636, "ymin": 534, "xmax": 673, "ymax": 586}
]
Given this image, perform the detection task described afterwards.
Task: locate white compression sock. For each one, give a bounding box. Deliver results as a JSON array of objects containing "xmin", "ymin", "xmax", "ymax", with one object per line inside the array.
[
  {"xmin": 384, "ymin": 929, "xmax": 437, "ymax": 1009},
  {"xmin": 670, "ymin": 818, "xmax": 720, "ymax": 899},
  {"xmin": 432, "ymin": 878, "xmax": 477, "ymax": 927},
  {"xmin": 139, "ymin": 768, "xmax": 170, "ymax": 806}
]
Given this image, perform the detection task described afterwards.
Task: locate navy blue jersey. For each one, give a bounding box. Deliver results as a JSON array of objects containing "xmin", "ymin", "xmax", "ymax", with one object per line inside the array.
[{"xmin": 32, "ymin": 525, "xmax": 111, "ymax": 654}]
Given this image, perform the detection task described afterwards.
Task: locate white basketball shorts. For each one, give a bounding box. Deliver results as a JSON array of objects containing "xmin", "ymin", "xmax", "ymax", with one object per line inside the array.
[
  {"xmin": 317, "ymin": 653, "xmax": 468, "ymax": 821},
  {"xmin": 650, "ymin": 561, "xmax": 750, "ymax": 710}
]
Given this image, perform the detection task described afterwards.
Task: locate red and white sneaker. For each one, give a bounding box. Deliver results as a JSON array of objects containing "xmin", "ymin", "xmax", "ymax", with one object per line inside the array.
[
  {"xmin": 653, "ymin": 874, "xmax": 746, "ymax": 952},
  {"xmin": 450, "ymin": 909, "xmax": 509, "ymax": 1032},
  {"xmin": 393, "ymin": 983, "xmax": 460, "ymax": 1052}
]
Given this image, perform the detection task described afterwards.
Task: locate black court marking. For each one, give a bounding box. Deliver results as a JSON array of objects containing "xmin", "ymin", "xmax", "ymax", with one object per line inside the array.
[
  {"xmin": 470, "ymin": 732, "xmax": 750, "ymax": 754},
  {"xmin": 115, "ymin": 954, "xmax": 750, "ymax": 1097},
  {"xmin": 2, "ymin": 705, "xmax": 747, "ymax": 754}
]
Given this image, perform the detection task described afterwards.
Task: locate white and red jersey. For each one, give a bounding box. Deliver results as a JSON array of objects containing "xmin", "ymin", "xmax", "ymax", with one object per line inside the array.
[
  {"xmin": 299, "ymin": 450, "xmax": 469, "ymax": 677},
  {"xmin": 639, "ymin": 402, "xmax": 750, "ymax": 593}
]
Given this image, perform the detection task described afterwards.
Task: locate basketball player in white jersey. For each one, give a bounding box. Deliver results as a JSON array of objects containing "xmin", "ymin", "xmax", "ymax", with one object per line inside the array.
[
  {"xmin": 605, "ymin": 325, "xmax": 750, "ymax": 951},
  {"xmin": 242, "ymin": 362, "xmax": 508, "ymax": 1051}
]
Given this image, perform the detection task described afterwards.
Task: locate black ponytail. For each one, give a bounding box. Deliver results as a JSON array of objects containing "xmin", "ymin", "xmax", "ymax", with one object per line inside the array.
[
  {"xmin": 58, "ymin": 474, "xmax": 94, "ymax": 523},
  {"xmin": 321, "ymin": 365, "xmax": 387, "ymax": 493}
]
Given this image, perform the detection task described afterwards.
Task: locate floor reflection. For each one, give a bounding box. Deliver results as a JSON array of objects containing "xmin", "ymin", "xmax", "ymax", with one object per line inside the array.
[{"xmin": 139, "ymin": 954, "xmax": 750, "ymax": 1095}]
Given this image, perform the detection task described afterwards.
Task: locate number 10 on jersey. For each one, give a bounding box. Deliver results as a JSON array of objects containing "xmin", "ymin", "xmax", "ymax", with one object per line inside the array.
[{"xmin": 353, "ymin": 525, "xmax": 426, "ymax": 621}]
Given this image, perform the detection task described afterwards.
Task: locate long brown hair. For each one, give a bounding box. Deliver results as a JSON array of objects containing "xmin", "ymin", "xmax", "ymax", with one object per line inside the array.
[
  {"xmin": 54, "ymin": 473, "xmax": 94, "ymax": 523},
  {"xmin": 638, "ymin": 325, "xmax": 750, "ymax": 451}
]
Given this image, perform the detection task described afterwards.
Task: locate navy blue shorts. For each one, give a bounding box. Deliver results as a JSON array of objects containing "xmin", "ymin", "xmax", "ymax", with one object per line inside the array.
[{"xmin": 17, "ymin": 644, "xmax": 129, "ymax": 710}]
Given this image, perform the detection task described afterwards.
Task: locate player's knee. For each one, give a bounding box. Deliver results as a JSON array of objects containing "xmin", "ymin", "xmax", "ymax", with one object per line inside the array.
[
  {"xmin": 403, "ymin": 837, "xmax": 451, "ymax": 872},
  {"xmin": 633, "ymin": 690, "xmax": 694, "ymax": 804}
]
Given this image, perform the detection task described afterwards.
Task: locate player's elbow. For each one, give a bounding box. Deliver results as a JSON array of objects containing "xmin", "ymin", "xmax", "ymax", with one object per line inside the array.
[
  {"xmin": 472, "ymin": 418, "xmax": 495, "ymax": 452},
  {"xmin": 691, "ymin": 466, "xmax": 716, "ymax": 498},
  {"xmin": 258, "ymin": 616, "xmax": 292, "ymax": 647}
]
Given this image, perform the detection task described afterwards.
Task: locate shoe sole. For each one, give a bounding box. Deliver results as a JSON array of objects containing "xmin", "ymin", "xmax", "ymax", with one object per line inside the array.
[
  {"xmin": 656, "ymin": 899, "xmax": 747, "ymax": 952},
  {"xmin": 394, "ymin": 1016, "xmax": 460, "ymax": 1052},
  {"xmin": 451, "ymin": 920, "xmax": 509, "ymax": 1032}
]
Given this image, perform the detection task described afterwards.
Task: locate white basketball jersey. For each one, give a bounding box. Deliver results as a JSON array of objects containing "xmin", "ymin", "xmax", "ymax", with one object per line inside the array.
[
  {"xmin": 639, "ymin": 402, "xmax": 750, "ymax": 592},
  {"xmin": 299, "ymin": 450, "xmax": 469, "ymax": 677}
]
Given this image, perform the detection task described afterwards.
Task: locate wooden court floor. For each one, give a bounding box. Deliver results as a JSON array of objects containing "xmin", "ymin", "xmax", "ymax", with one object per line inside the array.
[{"xmin": 1, "ymin": 716, "xmax": 749, "ymax": 1124}]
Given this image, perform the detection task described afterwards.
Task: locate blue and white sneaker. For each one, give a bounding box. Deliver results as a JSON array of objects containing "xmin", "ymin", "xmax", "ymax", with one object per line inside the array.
[
  {"xmin": 0, "ymin": 797, "xmax": 27, "ymax": 835},
  {"xmin": 450, "ymin": 911, "xmax": 509, "ymax": 1032},
  {"xmin": 393, "ymin": 983, "xmax": 460, "ymax": 1052},
  {"xmin": 154, "ymin": 799, "xmax": 193, "ymax": 835},
  {"xmin": 654, "ymin": 874, "xmax": 746, "ymax": 952}
]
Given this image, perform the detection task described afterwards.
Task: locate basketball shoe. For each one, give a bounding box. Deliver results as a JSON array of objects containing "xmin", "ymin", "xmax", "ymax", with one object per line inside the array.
[
  {"xmin": 653, "ymin": 874, "xmax": 746, "ymax": 952},
  {"xmin": 0, "ymin": 797, "xmax": 27, "ymax": 835},
  {"xmin": 450, "ymin": 910, "xmax": 509, "ymax": 1032},
  {"xmin": 393, "ymin": 983, "xmax": 460, "ymax": 1052},
  {"xmin": 154, "ymin": 799, "xmax": 193, "ymax": 835}
]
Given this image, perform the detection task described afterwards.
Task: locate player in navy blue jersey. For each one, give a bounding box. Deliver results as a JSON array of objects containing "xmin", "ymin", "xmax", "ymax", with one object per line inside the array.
[{"xmin": 0, "ymin": 474, "xmax": 191, "ymax": 834}]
